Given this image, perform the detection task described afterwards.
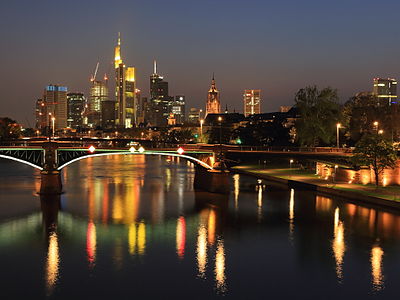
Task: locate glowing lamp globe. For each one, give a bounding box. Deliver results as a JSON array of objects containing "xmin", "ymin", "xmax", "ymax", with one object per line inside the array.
[
  {"xmin": 138, "ymin": 146, "xmax": 145, "ymax": 153},
  {"xmin": 129, "ymin": 147, "xmax": 136, "ymax": 153},
  {"xmin": 88, "ymin": 146, "xmax": 96, "ymax": 153},
  {"xmin": 177, "ymin": 147, "xmax": 185, "ymax": 155}
]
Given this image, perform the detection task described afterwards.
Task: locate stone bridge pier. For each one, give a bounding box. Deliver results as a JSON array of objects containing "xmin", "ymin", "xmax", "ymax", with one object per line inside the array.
[{"xmin": 40, "ymin": 142, "xmax": 62, "ymax": 194}]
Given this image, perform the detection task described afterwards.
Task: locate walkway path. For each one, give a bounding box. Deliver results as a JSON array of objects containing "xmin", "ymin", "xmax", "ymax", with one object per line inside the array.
[{"xmin": 232, "ymin": 165, "xmax": 400, "ymax": 209}]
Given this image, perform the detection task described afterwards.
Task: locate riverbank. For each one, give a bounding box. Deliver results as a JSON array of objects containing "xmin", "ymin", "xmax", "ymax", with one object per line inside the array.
[{"xmin": 231, "ymin": 165, "xmax": 400, "ymax": 210}]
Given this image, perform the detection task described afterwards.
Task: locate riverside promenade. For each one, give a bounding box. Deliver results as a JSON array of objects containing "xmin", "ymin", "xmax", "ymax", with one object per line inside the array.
[{"xmin": 232, "ymin": 165, "xmax": 400, "ymax": 210}]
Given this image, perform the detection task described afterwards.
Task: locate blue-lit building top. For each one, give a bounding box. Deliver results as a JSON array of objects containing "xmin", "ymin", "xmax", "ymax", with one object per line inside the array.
[{"xmin": 46, "ymin": 85, "xmax": 68, "ymax": 92}]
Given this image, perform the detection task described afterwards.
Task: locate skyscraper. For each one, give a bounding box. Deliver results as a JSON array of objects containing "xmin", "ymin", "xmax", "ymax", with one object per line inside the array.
[
  {"xmin": 149, "ymin": 60, "xmax": 170, "ymax": 126},
  {"xmin": 43, "ymin": 85, "xmax": 68, "ymax": 130},
  {"xmin": 373, "ymin": 78, "xmax": 397, "ymax": 105},
  {"xmin": 88, "ymin": 78, "xmax": 108, "ymax": 128},
  {"xmin": 114, "ymin": 33, "xmax": 137, "ymax": 128},
  {"xmin": 67, "ymin": 92, "xmax": 85, "ymax": 129},
  {"xmin": 171, "ymin": 95, "xmax": 186, "ymax": 124},
  {"xmin": 35, "ymin": 99, "xmax": 46, "ymax": 130},
  {"xmin": 243, "ymin": 89, "xmax": 261, "ymax": 116},
  {"xmin": 205, "ymin": 75, "xmax": 220, "ymax": 116}
]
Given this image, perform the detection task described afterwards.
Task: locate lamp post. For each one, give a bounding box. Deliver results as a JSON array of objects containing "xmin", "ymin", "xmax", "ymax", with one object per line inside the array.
[
  {"xmin": 289, "ymin": 159, "xmax": 294, "ymax": 178},
  {"xmin": 218, "ymin": 116, "xmax": 222, "ymax": 160},
  {"xmin": 200, "ymin": 119, "xmax": 204, "ymax": 139},
  {"xmin": 51, "ymin": 117, "xmax": 55, "ymax": 138},
  {"xmin": 336, "ymin": 123, "xmax": 341, "ymax": 148}
]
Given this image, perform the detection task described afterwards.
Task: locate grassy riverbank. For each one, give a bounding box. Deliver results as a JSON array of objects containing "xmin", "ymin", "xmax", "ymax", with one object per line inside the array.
[{"xmin": 232, "ymin": 165, "xmax": 400, "ymax": 202}]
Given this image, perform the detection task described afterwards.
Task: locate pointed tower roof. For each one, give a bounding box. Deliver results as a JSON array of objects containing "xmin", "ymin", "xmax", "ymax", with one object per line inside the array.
[
  {"xmin": 209, "ymin": 73, "xmax": 218, "ymax": 93},
  {"xmin": 114, "ymin": 32, "xmax": 122, "ymax": 68}
]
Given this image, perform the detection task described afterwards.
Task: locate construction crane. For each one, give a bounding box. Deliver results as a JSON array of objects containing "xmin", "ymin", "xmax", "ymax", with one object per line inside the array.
[{"xmin": 90, "ymin": 62, "xmax": 99, "ymax": 82}]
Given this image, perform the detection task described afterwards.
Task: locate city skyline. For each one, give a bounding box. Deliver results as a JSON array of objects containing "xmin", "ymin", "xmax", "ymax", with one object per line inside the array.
[{"xmin": 1, "ymin": 0, "xmax": 400, "ymax": 126}]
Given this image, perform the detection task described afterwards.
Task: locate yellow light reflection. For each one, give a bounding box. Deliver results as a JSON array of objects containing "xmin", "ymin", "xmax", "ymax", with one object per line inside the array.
[
  {"xmin": 86, "ymin": 221, "xmax": 97, "ymax": 267},
  {"xmin": 46, "ymin": 232, "xmax": 59, "ymax": 294},
  {"xmin": 176, "ymin": 216, "xmax": 186, "ymax": 259},
  {"xmin": 215, "ymin": 239, "xmax": 226, "ymax": 293},
  {"xmin": 128, "ymin": 223, "xmax": 137, "ymax": 255},
  {"xmin": 371, "ymin": 245, "xmax": 384, "ymax": 291},
  {"xmin": 257, "ymin": 185, "xmax": 263, "ymax": 221},
  {"xmin": 289, "ymin": 188, "xmax": 295, "ymax": 240},
  {"xmin": 332, "ymin": 207, "xmax": 346, "ymax": 282},
  {"xmin": 196, "ymin": 224, "xmax": 207, "ymax": 278},
  {"xmin": 233, "ymin": 174, "xmax": 239, "ymax": 210},
  {"xmin": 208, "ymin": 209, "xmax": 216, "ymax": 245},
  {"xmin": 137, "ymin": 221, "xmax": 146, "ymax": 255}
]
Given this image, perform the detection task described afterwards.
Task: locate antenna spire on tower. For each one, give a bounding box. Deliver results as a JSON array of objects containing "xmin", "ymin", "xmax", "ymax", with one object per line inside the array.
[
  {"xmin": 153, "ymin": 60, "xmax": 157, "ymax": 74},
  {"xmin": 118, "ymin": 32, "xmax": 121, "ymax": 46}
]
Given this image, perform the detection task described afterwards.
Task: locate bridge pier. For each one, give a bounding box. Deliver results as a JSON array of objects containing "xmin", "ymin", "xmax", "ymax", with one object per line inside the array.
[
  {"xmin": 194, "ymin": 165, "xmax": 230, "ymax": 194},
  {"xmin": 40, "ymin": 142, "xmax": 62, "ymax": 194},
  {"xmin": 40, "ymin": 170, "xmax": 63, "ymax": 194}
]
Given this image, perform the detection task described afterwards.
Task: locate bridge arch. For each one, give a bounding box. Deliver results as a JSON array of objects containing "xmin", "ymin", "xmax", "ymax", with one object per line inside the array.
[
  {"xmin": 0, "ymin": 154, "xmax": 43, "ymax": 170},
  {"xmin": 57, "ymin": 151, "xmax": 214, "ymax": 170}
]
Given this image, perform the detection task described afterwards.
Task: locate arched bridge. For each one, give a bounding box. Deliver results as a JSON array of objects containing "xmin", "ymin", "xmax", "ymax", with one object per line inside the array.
[
  {"xmin": 0, "ymin": 142, "xmax": 215, "ymax": 171},
  {"xmin": 0, "ymin": 142, "xmax": 229, "ymax": 194}
]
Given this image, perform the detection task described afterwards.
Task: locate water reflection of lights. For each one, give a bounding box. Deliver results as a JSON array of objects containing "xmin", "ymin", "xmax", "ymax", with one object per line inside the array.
[
  {"xmin": 208, "ymin": 209, "xmax": 216, "ymax": 245},
  {"xmin": 289, "ymin": 189, "xmax": 295, "ymax": 240},
  {"xmin": 233, "ymin": 174, "xmax": 240, "ymax": 210},
  {"xmin": 128, "ymin": 223, "xmax": 137, "ymax": 255},
  {"xmin": 86, "ymin": 221, "xmax": 97, "ymax": 267},
  {"xmin": 196, "ymin": 224, "xmax": 207, "ymax": 278},
  {"xmin": 137, "ymin": 221, "xmax": 146, "ymax": 255},
  {"xmin": 46, "ymin": 232, "xmax": 60, "ymax": 294},
  {"xmin": 215, "ymin": 239, "xmax": 226, "ymax": 293},
  {"xmin": 332, "ymin": 208, "xmax": 346, "ymax": 282},
  {"xmin": 371, "ymin": 245, "xmax": 384, "ymax": 291},
  {"xmin": 257, "ymin": 184, "xmax": 263, "ymax": 221},
  {"xmin": 176, "ymin": 216, "xmax": 186, "ymax": 259}
]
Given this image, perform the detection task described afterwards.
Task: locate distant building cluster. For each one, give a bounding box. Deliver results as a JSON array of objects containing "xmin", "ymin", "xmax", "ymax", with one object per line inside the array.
[{"xmin": 33, "ymin": 33, "xmax": 269, "ymax": 136}]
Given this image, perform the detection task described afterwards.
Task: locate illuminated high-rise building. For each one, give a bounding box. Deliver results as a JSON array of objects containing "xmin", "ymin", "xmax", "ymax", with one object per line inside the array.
[
  {"xmin": 114, "ymin": 33, "xmax": 137, "ymax": 128},
  {"xmin": 67, "ymin": 92, "xmax": 85, "ymax": 129},
  {"xmin": 171, "ymin": 95, "xmax": 186, "ymax": 124},
  {"xmin": 205, "ymin": 75, "xmax": 220, "ymax": 116},
  {"xmin": 35, "ymin": 99, "xmax": 46, "ymax": 130},
  {"xmin": 149, "ymin": 60, "xmax": 170, "ymax": 126},
  {"xmin": 373, "ymin": 78, "xmax": 397, "ymax": 105},
  {"xmin": 243, "ymin": 89, "xmax": 261, "ymax": 116},
  {"xmin": 43, "ymin": 85, "xmax": 68, "ymax": 130},
  {"xmin": 89, "ymin": 76, "xmax": 109, "ymax": 128}
]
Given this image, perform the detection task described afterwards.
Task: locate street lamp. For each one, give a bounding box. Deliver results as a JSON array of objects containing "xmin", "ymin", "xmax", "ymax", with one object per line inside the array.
[
  {"xmin": 200, "ymin": 119, "xmax": 204, "ymax": 138},
  {"xmin": 378, "ymin": 129, "xmax": 384, "ymax": 135},
  {"xmin": 218, "ymin": 116, "xmax": 223, "ymax": 160},
  {"xmin": 51, "ymin": 117, "xmax": 55, "ymax": 138},
  {"xmin": 336, "ymin": 123, "xmax": 341, "ymax": 148},
  {"xmin": 290, "ymin": 159, "xmax": 294, "ymax": 169}
]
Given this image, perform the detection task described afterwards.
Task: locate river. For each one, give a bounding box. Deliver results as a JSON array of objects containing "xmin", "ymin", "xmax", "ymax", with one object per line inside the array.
[{"xmin": 0, "ymin": 155, "xmax": 400, "ymax": 299}]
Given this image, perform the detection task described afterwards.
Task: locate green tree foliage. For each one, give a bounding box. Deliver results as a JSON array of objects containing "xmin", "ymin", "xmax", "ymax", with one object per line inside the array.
[
  {"xmin": 0, "ymin": 117, "xmax": 20, "ymax": 140},
  {"xmin": 295, "ymin": 86, "xmax": 341, "ymax": 146},
  {"xmin": 207, "ymin": 125, "xmax": 232, "ymax": 144},
  {"xmin": 154, "ymin": 129, "xmax": 194, "ymax": 145},
  {"xmin": 232, "ymin": 116, "xmax": 291, "ymax": 146},
  {"xmin": 342, "ymin": 94, "xmax": 400, "ymax": 145},
  {"xmin": 352, "ymin": 134, "xmax": 397, "ymax": 186}
]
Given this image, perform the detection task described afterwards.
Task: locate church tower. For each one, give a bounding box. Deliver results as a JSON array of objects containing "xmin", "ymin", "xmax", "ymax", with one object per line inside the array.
[{"xmin": 205, "ymin": 74, "xmax": 221, "ymax": 115}]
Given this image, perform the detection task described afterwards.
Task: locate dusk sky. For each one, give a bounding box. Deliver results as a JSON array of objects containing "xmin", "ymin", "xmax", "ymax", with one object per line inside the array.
[{"xmin": 1, "ymin": 0, "xmax": 400, "ymax": 126}]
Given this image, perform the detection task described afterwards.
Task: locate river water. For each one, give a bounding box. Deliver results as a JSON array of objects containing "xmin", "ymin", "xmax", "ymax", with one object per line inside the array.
[{"xmin": 1, "ymin": 155, "xmax": 400, "ymax": 299}]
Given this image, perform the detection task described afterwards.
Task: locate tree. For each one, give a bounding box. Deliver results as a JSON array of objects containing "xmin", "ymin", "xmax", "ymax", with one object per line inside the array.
[
  {"xmin": 231, "ymin": 115, "xmax": 291, "ymax": 146},
  {"xmin": 342, "ymin": 94, "xmax": 393, "ymax": 145},
  {"xmin": 0, "ymin": 117, "xmax": 20, "ymax": 140},
  {"xmin": 295, "ymin": 86, "xmax": 341, "ymax": 146},
  {"xmin": 352, "ymin": 134, "xmax": 397, "ymax": 186}
]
